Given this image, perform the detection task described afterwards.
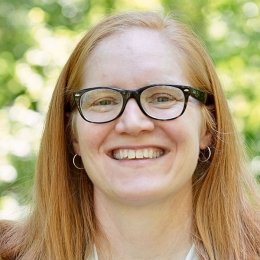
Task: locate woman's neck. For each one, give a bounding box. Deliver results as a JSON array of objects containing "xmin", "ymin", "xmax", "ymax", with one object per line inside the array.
[{"xmin": 94, "ymin": 187, "xmax": 193, "ymax": 260}]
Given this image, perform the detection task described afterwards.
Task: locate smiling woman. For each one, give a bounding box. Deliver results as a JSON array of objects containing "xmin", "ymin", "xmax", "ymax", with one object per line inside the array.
[{"xmin": 0, "ymin": 11, "xmax": 259, "ymax": 260}]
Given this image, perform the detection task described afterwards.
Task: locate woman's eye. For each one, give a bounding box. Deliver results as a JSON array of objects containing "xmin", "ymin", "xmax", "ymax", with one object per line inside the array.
[
  {"xmin": 95, "ymin": 99, "xmax": 114, "ymax": 106},
  {"xmin": 85, "ymin": 96, "xmax": 122, "ymax": 112},
  {"xmin": 92, "ymin": 98, "xmax": 117, "ymax": 106},
  {"xmin": 149, "ymin": 94, "xmax": 175, "ymax": 103},
  {"xmin": 156, "ymin": 96, "xmax": 172, "ymax": 102}
]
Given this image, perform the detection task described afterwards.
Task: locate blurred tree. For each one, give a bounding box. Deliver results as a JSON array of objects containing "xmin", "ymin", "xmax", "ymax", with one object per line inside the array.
[{"xmin": 0, "ymin": 0, "xmax": 259, "ymax": 219}]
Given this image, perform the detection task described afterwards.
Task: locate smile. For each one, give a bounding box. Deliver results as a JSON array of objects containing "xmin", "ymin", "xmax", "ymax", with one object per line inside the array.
[{"xmin": 112, "ymin": 148, "xmax": 164, "ymax": 160}]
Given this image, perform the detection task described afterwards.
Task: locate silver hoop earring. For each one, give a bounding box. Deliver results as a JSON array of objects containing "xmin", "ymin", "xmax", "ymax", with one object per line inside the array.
[
  {"xmin": 73, "ymin": 154, "xmax": 84, "ymax": 170},
  {"xmin": 199, "ymin": 146, "xmax": 212, "ymax": 162}
]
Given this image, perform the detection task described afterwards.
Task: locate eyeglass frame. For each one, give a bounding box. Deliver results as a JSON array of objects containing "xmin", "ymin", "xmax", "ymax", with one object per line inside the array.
[{"xmin": 73, "ymin": 84, "xmax": 213, "ymax": 124}]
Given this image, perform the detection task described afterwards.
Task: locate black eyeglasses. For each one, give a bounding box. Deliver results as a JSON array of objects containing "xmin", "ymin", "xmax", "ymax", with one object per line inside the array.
[{"xmin": 73, "ymin": 84, "xmax": 213, "ymax": 123}]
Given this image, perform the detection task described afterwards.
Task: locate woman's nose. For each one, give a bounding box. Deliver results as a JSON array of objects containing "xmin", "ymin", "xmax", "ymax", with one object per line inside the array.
[{"xmin": 114, "ymin": 99, "xmax": 155, "ymax": 136}]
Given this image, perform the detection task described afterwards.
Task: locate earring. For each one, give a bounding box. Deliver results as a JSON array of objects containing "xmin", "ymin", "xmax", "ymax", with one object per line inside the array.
[
  {"xmin": 199, "ymin": 146, "xmax": 212, "ymax": 162},
  {"xmin": 73, "ymin": 154, "xmax": 84, "ymax": 170}
]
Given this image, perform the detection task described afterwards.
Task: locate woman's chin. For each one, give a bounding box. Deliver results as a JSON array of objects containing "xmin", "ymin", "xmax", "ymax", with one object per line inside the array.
[{"xmin": 108, "ymin": 184, "xmax": 174, "ymax": 206}]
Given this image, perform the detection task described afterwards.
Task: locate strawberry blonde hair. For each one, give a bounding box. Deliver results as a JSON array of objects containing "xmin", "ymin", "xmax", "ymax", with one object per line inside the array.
[{"xmin": 1, "ymin": 11, "xmax": 259, "ymax": 259}]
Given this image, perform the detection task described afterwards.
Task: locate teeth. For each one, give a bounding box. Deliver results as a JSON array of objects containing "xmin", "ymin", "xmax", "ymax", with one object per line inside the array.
[
  {"xmin": 136, "ymin": 150, "xmax": 143, "ymax": 158},
  {"xmin": 114, "ymin": 152, "xmax": 119, "ymax": 160},
  {"xmin": 148, "ymin": 149, "xmax": 153, "ymax": 158},
  {"xmin": 128, "ymin": 150, "xmax": 135, "ymax": 159},
  {"xmin": 112, "ymin": 148, "xmax": 164, "ymax": 160},
  {"xmin": 123, "ymin": 149, "xmax": 128, "ymax": 158}
]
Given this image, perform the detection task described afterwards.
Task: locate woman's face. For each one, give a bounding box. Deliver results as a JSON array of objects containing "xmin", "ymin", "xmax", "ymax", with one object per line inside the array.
[{"xmin": 73, "ymin": 28, "xmax": 211, "ymax": 205}]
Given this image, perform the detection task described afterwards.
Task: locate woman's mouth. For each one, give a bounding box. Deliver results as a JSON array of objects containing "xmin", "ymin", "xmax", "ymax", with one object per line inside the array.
[{"xmin": 112, "ymin": 148, "xmax": 165, "ymax": 160}]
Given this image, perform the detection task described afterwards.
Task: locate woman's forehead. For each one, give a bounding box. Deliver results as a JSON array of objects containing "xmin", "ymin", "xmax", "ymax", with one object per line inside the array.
[
  {"xmin": 82, "ymin": 29, "xmax": 188, "ymax": 88},
  {"xmin": 88, "ymin": 27, "xmax": 177, "ymax": 60}
]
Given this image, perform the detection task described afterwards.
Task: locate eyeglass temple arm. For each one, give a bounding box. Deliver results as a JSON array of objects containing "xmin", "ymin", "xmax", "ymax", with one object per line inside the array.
[{"xmin": 189, "ymin": 88, "xmax": 214, "ymax": 105}]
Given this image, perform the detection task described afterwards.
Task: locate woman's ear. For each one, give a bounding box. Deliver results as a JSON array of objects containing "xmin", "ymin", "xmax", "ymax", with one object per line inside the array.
[
  {"xmin": 73, "ymin": 137, "xmax": 81, "ymax": 156},
  {"xmin": 199, "ymin": 107, "xmax": 214, "ymax": 149},
  {"xmin": 71, "ymin": 113, "xmax": 81, "ymax": 155},
  {"xmin": 199, "ymin": 129, "xmax": 212, "ymax": 150}
]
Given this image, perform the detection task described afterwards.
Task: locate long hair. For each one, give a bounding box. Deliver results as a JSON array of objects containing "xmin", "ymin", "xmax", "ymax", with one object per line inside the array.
[{"xmin": 1, "ymin": 11, "xmax": 259, "ymax": 259}]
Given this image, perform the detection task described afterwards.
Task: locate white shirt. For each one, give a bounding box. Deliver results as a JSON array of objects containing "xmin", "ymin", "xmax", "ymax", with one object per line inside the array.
[
  {"xmin": 89, "ymin": 244, "xmax": 198, "ymax": 259},
  {"xmin": 185, "ymin": 245, "xmax": 198, "ymax": 260}
]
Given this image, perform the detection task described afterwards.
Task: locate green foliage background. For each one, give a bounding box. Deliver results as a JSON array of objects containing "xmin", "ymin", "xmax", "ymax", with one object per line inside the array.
[{"xmin": 0, "ymin": 0, "xmax": 259, "ymax": 219}]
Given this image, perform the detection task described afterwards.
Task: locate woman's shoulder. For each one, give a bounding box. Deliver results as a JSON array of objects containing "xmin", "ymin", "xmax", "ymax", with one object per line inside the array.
[
  {"xmin": 0, "ymin": 219, "xmax": 18, "ymax": 238},
  {"xmin": 0, "ymin": 219, "xmax": 12, "ymax": 239},
  {"xmin": 0, "ymin": 220, "xmax": 21, "ymax": 260}
]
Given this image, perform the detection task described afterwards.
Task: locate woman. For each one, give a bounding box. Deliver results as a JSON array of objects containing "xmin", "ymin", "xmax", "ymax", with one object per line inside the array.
[{"xmin": 1, "ymin": 11, "xmax": 259, "ymax": 260}]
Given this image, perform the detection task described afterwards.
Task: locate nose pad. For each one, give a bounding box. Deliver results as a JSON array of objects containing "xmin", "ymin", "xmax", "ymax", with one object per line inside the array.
[{"xmin": 114, "ymin": 99, "xmax": 155, "ymax": 135}]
